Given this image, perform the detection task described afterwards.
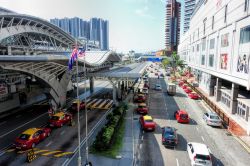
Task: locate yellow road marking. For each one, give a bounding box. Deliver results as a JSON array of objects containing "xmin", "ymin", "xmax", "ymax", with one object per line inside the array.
[
  {"xmin": 54, "ymin": 152, "xmax": 74, "ymax": 157},
  {"xmin": 6, "ymin": 148, "xmax": 15, "ymax": 152},
  {"xmin": 34, "ymin": 149, "xmax": 49, "ymax": 154},
  {"xmin": 41, "ymin": 150, "xmax": 62, "ymax": 156}
]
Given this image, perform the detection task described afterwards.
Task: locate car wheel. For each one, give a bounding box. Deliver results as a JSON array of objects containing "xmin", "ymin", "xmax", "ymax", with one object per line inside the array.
[{"xmin": 32, "ymin": 143, "xmax": 35, "ymax": 148}]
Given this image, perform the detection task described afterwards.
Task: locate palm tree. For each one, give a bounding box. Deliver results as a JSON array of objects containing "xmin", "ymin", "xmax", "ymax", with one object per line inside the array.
[{"xmin": 171, "ymin": 51, "xmax": 184, "ymax": 79}]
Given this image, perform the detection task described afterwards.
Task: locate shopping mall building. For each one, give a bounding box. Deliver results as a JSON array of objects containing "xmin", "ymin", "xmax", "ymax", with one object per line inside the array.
[{"xmin": 178, "ymin": 0, "xmax": 250, "ymax": 135}]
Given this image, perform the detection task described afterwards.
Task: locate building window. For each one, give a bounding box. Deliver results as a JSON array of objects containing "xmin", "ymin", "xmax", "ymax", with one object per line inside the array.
[
  {"xmin": 240, "ymin": 25, "xmax": 250, "ymax": 44},
  {"xmin": 203, "ymin": 18, "xmax": 207, "ymax": 35},
  {"xmin": 220, "ymin": 53, "xmax": 228, "ymax": 70},
  {"xmin": 221, "ymin": 33, "xmax": 229, "ymax": 47},
  {"xmin": 221, "ymin": 92, "xmax": 231, "ymax": 108},
  {"xmin": 210, "ymin": 38, "xmax": 215, "ymax": 49},
  {"xmin": 212, "ymin": 16, "xmax": 214, "ymax": 30},
  {"xmin": 201, "ymin": 55, "xmax": 205, "ymax": 65},
  {"xmin": 244, "ymin": 0, "xmax": 249, "ymax": 12},
  {"xmin": 209, "ymin": 54, "xmax": 214, "ymax": 67},
  {"xmin": 197, "ymin": 44, "xmax": 199, "ymax": 52},
  {"xmin": 202, "ymin": 38, "xmax": 206, "ymax": 51},
  {"xmin": 224, "ymin": 5, "xmax": 227, "ymax": 23},
  {"xmin": 237, "ymin": 101, "xmax": 248, "ymax": 119}
]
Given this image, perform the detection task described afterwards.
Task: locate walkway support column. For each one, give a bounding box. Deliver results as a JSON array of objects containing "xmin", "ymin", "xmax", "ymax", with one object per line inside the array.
[
  {"xmin": 230, "ymin": 83, "xmax": 239, "ymax": 114},
  {"xmin": 108, "ymin": 78, "xmax": 118, "ymax": 106},
  {"xmin": 215, "ymin": 78, "xmax": 222, "ymax": 102},
  {"xmin": 89, "ymin": 77, "xmax": 94, "ymax": 93},
  {"xmin": 117, "ymin": 81, "xmax": 121, "ymax": 100},
  {"xmin": 209, "ymin": 76, "xmax": 216, "ymax": 96}
]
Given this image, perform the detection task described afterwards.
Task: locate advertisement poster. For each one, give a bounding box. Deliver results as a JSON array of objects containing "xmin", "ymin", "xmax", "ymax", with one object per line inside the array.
[
  {"xmin": 237, "ymin": 54, "xmax": 249, "ymax": 74},
  {"xmin": 220, "ymin": 53, "xmax": 228, "ymax": 70},
  {"xmin": 0, "ymin": 84, "xmax": 8, "ymax": 96}
]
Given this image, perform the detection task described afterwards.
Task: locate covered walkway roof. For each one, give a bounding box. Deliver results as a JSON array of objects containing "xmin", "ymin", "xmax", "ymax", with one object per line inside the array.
[{"xmin": 87, "ymin": 62, "xmax": 150, "ymax": 79}]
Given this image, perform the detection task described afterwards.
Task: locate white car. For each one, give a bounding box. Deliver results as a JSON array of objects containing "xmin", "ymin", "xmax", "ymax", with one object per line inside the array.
[
  {"xmin": 187, "ymin": 142, "xmax": 212, "ymax": 166},
  {"xmin": 203, "ymin": 112, "xmax": 222, "ymax": 127},
  {"xmin": 155, "ymin": 84, "xmax": 162, "ymax": 90}
]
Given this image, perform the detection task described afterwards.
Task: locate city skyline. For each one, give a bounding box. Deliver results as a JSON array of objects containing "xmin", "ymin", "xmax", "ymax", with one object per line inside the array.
[{"xmin": 0, "ymin": 0, "xmax": 185, "ymax": 53}]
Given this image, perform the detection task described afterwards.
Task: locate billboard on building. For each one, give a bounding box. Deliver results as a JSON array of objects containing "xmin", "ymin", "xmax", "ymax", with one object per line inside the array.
[
  {"xmin": 220, "ymin": 53, "xmax": 228, "ymax": 70},
  {"xmin": 0, "ymin": 84, "xmax": 8, "ymax": 96},
  {"xmin": 237, "ymin": 53, "xmax": 249, "ymax": 74}
]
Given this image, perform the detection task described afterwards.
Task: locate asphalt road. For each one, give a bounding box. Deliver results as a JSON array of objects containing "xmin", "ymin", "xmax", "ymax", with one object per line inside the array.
[
  {"xmin": 137, "ymin": 67, "xmax": 250, "ymax": 166},
  {"xmin": 0, "ymin": 80, "xmax": 112, "ymax": 166}
]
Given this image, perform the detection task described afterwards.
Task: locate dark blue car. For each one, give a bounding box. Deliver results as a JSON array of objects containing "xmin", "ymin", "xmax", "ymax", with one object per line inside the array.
[{"xmin": 161, "ymin": 126, "xmax": 178, "ymax": 147}]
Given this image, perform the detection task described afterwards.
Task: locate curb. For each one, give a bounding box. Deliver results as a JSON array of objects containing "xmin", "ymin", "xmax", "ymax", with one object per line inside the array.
[{"xmin": 233, "ymin": 136, "xmax": 250, "ymax": 154}]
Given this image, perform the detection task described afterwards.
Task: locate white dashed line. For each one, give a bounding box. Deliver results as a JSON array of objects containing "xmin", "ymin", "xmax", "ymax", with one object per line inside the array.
[
  {"xmin": 139, "ymin": 144, "xmax": 142, "ymax": 149},
  {"xmin": 176, "ymin": 158, "xmax": 179, "ymax": 166},
  {"xmin": 0, "ymin": 121, "xmax": 6, "ymax": 126},
  {"xmin": 46, "ymin": 141, "xmax": 53, "ymax": 147},
  {"xmin": 201, "ymin": 136, "xmax": 205, "ymax": 142},
  {"xmin": 141, "ymin": 136, "xmax": 144, "ymax": 140},
  {"xmin": 16, "ymin": 115, "xmax": 22, "ymax": 118},
  {"xmin": 196, "ymin": 127, "xmax": 199, "ymax": 131},
  {"xmin": 60, "ymin": 130, "xmax": 65, "ymax": 135}
]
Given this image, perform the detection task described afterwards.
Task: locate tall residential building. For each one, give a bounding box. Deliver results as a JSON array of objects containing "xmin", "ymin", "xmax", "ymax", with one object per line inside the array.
[
  {"xmin": 90, "ymin": 18, "xmax": 109, "ymax": 50},
  {"xmin": 165, "ymin": 0, "xmax": 181, "ymax": 54},
  {"xmin": 50, "ymin": 17, "xmax": 109, "ymax": 50},
  {"xmin": 184, "ymin": 0, "xmax": 196, "ymax": 33}
]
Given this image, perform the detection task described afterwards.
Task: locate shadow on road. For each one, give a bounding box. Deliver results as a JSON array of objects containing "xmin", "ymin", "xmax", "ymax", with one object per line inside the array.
[
  {"xmin": 188, "ymin": 118, "xmax": 198, "ymax": 125},
  {"xmin": 175, "ymin": 92, "xmax": 187, "ymax": 98},
  {"xmin": 212, "ymin": 154, "xmax": 224, "ymax": 166},
  {"xmin": 175, "ymin": 134, "xmax": 187, "ymax": 151}
]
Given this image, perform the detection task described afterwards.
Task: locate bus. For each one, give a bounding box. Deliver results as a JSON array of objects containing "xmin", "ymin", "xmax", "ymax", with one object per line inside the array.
[{"xmin": 167, "ymin": 83, "xmax": 176, "ymax": 96}]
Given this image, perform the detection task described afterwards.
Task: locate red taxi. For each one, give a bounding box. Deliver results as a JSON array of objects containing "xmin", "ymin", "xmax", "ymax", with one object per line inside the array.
[
  {"xmin": 179, "ymin": 81, "xmax": 184, "ymax": 87},
  {"xmin": 134, "ymin": 94, "xmax": 146, "ymax": 102},
  {"xmin": 136, "ymin": 103, "xmax": 148, "ymax": 114},
  {"xmin": 14, "ymin": 128, "xmax": 51, "ymax": 150},
  {"xmin": 174, "ymin": 110, "xmax": 189, "ymax": 123},
  {"xmin": 49, "ymin": 112, "xmax": 72, "ymax": 127},
  {"xmin": 182, "ymin": 84, "xmax": 189, "ymax": 89},
  {"xmin": 139, "ymin": 115, "xmax": 156, "ymax": 131},
  {"xmin": 188, "ymin": 92, "xmax": 199, "ymax": 100},
  {"xmin": 184, "ymin": 87, "xmax": 192, "ymax": 94},
  {"xmin": 70, "ymin": 100, "xmax": 85, "ymax": 111}
]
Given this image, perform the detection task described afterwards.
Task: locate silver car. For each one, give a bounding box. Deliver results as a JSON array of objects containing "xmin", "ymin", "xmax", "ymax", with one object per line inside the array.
[
  {"xmin": 203, "ymin": 112, "xmax": 222, "ymax": 127},
  {"xmin": 155, "ymin": 84, "xmax": 162, "ymax": 90}
]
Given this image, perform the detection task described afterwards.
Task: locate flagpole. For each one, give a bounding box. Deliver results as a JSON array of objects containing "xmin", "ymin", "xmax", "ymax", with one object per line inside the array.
[
  {"xmin": 76, "ymin": 39, "xmax": 82, "ymax": 166},
  {"xmin": 84, "ymin": 40, "xmax": 89, "ymax": 166}
]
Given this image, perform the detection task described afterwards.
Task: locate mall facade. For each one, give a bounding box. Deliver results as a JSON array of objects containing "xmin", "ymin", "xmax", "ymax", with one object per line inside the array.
[{"xmin": 178, "ymin": 0, "xmax": 250, "ymax": 135}]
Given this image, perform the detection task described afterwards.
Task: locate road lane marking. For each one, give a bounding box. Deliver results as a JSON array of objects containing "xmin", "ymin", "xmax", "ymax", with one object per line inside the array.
[
  {"xmin": 0, "ymin": 112, "xmax": 47, "ymax": 138},
  {"xmin": 196, "ymin": 127, "xmax": 199, "ymax": 131},
  {"xmin": 42, "ymin": 150, "xmax": 62, "ymax": 156},
  {"xmin": 0, "ymin": 151, "xmax": 5, "ymax": 156},
  {"xmin": 60, "ymin": 130, "xmax": 65, "ymax": 135},
  {"xmin": 139, "ymin": 144, "xmax": 142, "ymax": 149},
  {"xmin": 0, "ymin": 121, "xmax": 6, "ymax": 126},
  {"xmin": 6, "ymin": 149, "xmax": 15, "ymax": 153},
  {"xmin": 54, "ymin": 152, "xmax": 74, "ymax": 158},
  {"xmin": 201, "ymin": 136, "xmax": 205, "ymax": 142},
  {"xmin": 34, "ymin": 149, "xmax": 49, "ymax": 154},
  {"xmin": 16, "ymin": 115, "xmax": 22, "ymax": 118},
  {"xmin": 141, "ymin": 136, "xmax": 144, "ymax": 140},
  {"xmin": 46, "ymin": 141, "xmax": 53, "ymax": 147},
  {"xmin": 176, "ymin": 158, "xmax": 179, "ymax": 166}
]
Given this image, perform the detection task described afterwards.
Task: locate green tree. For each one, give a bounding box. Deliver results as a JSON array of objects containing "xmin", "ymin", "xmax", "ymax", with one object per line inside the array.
[
  {"xmin": 171, "ymin": 51, "xmax": 184, "ymax": 79},
  {"xmin": 162, "ymin": 58, "xmax": 170, "ymax": 68}
]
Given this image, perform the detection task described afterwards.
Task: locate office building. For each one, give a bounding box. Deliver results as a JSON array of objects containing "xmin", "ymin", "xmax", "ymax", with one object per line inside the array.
[
  {"xmin": 184, "ymin": 0, "xmax": 196, "ymax": 33},
  {"xmin": 178, "ymin": 0, "xmax": 250, "ymax": 135},
  {"xmin": 165, "ymin": 0, "xmax": 181, "ymax": 54}
]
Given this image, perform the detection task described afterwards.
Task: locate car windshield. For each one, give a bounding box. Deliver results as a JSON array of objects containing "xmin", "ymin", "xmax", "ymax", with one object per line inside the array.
[
  {"xmin": 180, "ymin": 114, "xmax": 188, "ymax": 119},
  {"xmin": 18, "ymin": 134, "xmax": 31, "ymax": 140},
  {"xmin": 164, "ymin": 131, "xmax": 175, "ymax": 138},
  {"xmin": 196, "ymin": 154, "xmax": 210, "ymax": 160},
  {"xmin": 210, "ymin": 115, "xmax": 219, "ymax": 119},
  {"xmin": 145, "ymin": 119, "xmax": 153, "ymax": 123},
  {"xmin": 50, "ymin": 116, "xmax": 60, "ymax": 120}
]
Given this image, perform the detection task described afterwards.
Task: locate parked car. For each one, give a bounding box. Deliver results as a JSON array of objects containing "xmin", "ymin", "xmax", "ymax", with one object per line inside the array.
[
  {"xmin": 136, "ymin": 103, "xmax": 149, "ymax": 114},
  {"xmin": 49, "ymin": 112, "xmax": 72, "ymax": 127},
  {"xmin": 203, "ymin": 112, "xmax": 222, "ymax": 127},
  {"xmin": 161, "ymin": 126, "xmax": 178, "ymax": 147},
  {"xmin": 155, "ymin": 84, "xmax": 162, "ymax": 90},
  {"xmin": 188, "ymin": 92, "xmax": 199, "ymax": 100},
  {"xmin": 174, "ymin": 110, "xmax": 189, "ymax": 123},
  {"xmin": 182, "ymin": 84, "xmax": 188, "ymax": 89},
  {"xmin": 139, "ymin": 115, "xmax": 156, "ymax": 131},
  {"xmin": 70, "ymin": 100, "xmax": 85, "ymax": 111},
  {"xmin": 14, "ymin": 128, "xmax": 51, "ymax": 150},
  {"xmin": 134, "ymin": 93, "xmax": 146, "ymax": 102},
  {"xmin": 187, "ymin": 142, "xmax": 212, "ymax": 166},
  {"xmin": 179, "ymin": 81, "xmax": 184, "ymax": 87},
  {"xmin": 184, "ymin": 87, "xmax": 193, "ymax": 94}
]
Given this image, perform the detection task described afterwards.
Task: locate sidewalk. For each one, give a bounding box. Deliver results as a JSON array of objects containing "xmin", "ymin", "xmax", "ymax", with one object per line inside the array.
[{"xmin": 88, "ymin": 93, "xmax": 141, "ymax": 166}]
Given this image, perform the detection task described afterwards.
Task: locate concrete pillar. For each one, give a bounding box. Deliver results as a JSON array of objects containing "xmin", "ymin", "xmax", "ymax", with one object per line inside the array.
[
  {"xmin": 89, "ymin": 77, "xmax": 94, "ymax": 93},
  {"xmin": 230, "ymin": 83, "xmax": 239, "ymax": 114},
  {"xmin": 209, "ymin": 76, "xmax": 216, "ymax": 96},
  {"xmin": 112, "ymin": 84, "xmax": 117, "ymax": 106},
  {"xmin": 7, "ymin": 46, "xmax": 11, "ymax": 55},
  {"xmin": 117, "ymin": 81, "xmax": 122, "ymax": 100},
  {"xmin": 215, "ymin": 78, "xmax": 222, "ymax": 102}
]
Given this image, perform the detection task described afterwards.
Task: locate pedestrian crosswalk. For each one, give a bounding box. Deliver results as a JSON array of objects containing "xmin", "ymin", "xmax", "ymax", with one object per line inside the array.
[{"xmin": 85, "ymin": 98, "xmax": 113, "ymax": 110}]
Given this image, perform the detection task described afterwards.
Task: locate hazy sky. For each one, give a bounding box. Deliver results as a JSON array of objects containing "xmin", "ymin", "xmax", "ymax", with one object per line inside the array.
[{"xmin": 0, "ymin": 0, "xmax": 184, "ymax": 53}]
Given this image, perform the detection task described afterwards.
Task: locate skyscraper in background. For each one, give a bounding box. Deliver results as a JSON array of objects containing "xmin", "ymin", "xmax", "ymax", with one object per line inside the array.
[
  {"xmin": 184, "ymin": 0, "xmax": 196, "ymax": 33},
  {"xmin": 165, "ymin": 0, "xmax": 181, "ymax": 55},
  {"xmin": 50, "ymin": 17, "xmax": 109, "ymax": 50}
]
